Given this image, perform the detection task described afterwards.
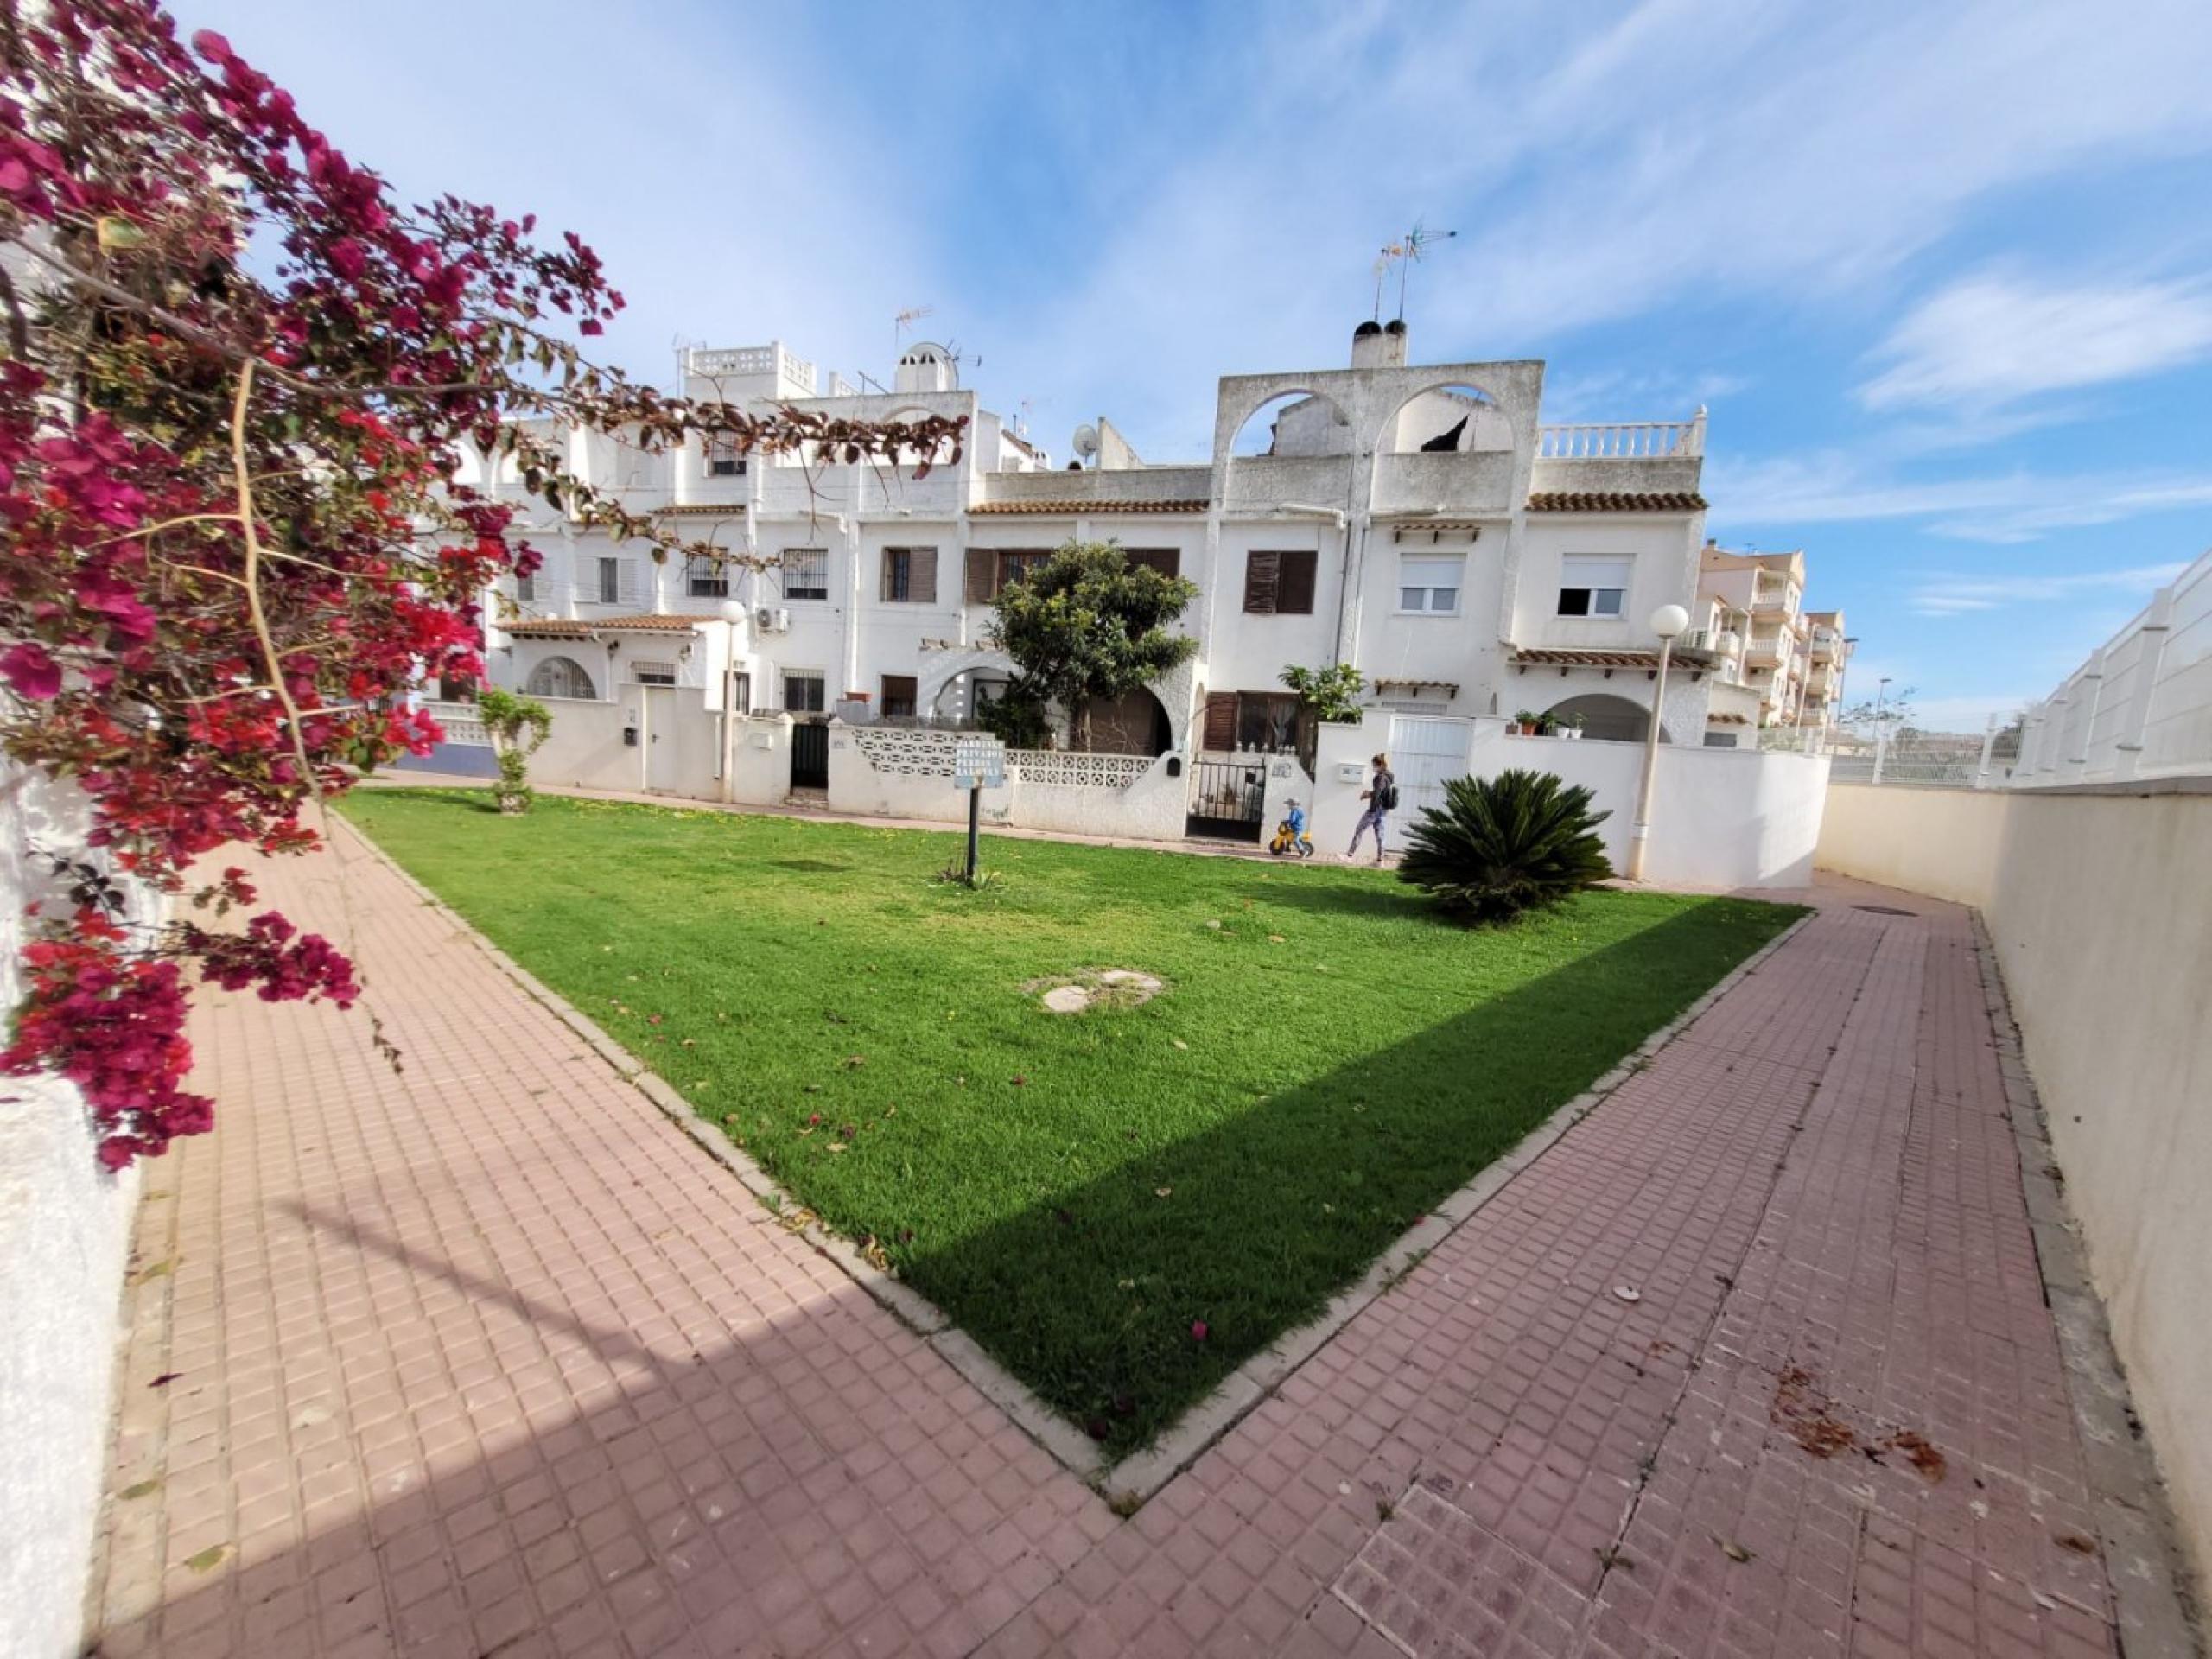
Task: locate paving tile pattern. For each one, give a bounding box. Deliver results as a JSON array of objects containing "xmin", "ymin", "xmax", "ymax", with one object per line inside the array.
[{"xmin": 90, "ymin": 837, "xmax": 2143, "ymax": 1657}]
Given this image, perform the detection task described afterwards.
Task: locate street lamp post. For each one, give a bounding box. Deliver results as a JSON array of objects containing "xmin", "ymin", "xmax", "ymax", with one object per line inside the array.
[{"xmin": 1625, "ymin": 604, "xmax": 1691, "ymax": 882}]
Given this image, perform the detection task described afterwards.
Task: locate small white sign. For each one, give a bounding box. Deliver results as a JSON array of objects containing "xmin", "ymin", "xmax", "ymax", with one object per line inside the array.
[{"xmin": 954, "ymin": 736, "xmax": 1007, "ymax": 790}]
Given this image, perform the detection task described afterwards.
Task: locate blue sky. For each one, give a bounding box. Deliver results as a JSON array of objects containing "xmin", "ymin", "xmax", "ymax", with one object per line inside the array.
[{"xmin": 186, "ymin": 0, "xmax": 2212, "ymax": 730}]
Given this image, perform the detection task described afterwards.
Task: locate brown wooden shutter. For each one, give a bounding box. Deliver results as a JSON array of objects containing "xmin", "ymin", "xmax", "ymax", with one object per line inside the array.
[
  {"xmin": 964, "ymin": 546, "xmax": 993, "ymax": 604},
  {"xmin": 912, "ymin": 546, "xmax": 938, "ymax": 604},
  {"xmin": 1279, "ymin": 549, "xmax": 1318, "ymax": 614},
  {"xmin": 1243, "ymin": 550, "xmax": 1281, "ymax": 614},
  {"xmin": 1126, "ymin": 548, "xmax": 1179, "ymax": 578},
  {"xmin": 1202, "ymin": 692, "xmax": 1237, "ymax": 750},
  {"xmin": 880, "ymin": 675, "xmax": 918, "ymax": 716}
]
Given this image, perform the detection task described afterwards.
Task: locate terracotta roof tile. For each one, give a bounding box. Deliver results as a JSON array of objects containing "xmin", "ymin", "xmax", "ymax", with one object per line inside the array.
[
  {"xmin": 504, "ymin": 613, "xmax": 721, "ymax": 639},
  {"xmin": 1526, "ymin": 491, "xmax": 1708, "ymax": 513},
  {"xmin": 1510, "ymin": 646, "xmax": 1719, "ymax": 671},
  {"xmin": 968, "ymin": 498, "xmax": 1208, "ymax": 516}
]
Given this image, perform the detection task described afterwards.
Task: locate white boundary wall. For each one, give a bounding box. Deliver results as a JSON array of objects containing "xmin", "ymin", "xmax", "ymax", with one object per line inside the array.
[
  {"xmin": 826, "ymin": 725, "xmax": 1188, "ymax": 842},
  {"xmin": 1309, "ymin": 717, "xmax": 1827, "ymax": 888},
  {"xmin": 0, "ymin": 768, "xmax": 140, "ymax": 1659},
  {"xmin": 1818, "ymin": 778, "xmax": 2212, "ymax": 1583},
  {"xmin": 2015, "ymin": 544, "xmax": 2212, "ymax": 785}
]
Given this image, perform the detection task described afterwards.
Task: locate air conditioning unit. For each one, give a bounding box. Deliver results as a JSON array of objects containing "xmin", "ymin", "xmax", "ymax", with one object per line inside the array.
[{"xmin": 753, "ymin": 607, "xmax": 791, "ymax": 633}]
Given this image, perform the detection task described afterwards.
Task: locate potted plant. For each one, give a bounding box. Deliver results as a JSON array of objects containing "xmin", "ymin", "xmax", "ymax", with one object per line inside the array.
[
  {"xmin": 1535, "ymin": 712, "xmax": 1557, "ymax": 737},
  {"xmin": 478, "ymin": 686, "xmax": 552, "ymax": 814},
  {"xmin": 1513, "ymin": 709, "xmax": 1537, "ymax": 735},
  {"xmin": 1567, "ymin": 714, "xmax": 1586, "ymax": 740}
]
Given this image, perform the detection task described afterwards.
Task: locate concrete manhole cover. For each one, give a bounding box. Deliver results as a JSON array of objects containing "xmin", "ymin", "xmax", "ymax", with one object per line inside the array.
[{"xmin": 1031, "ymin": 969, "xmax": 1164, "ymax": 1014}]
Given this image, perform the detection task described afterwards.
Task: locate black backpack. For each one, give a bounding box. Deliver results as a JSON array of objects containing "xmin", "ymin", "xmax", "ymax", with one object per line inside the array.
[{"xmin": 1379, "ymin": 775, "xmax": 1400, "ymax": 810}]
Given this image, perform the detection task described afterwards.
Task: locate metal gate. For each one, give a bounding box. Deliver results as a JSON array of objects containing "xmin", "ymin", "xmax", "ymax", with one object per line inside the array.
[
  {"xmin": 790, "ymin": 719, "xmax": 830, "ymax": 791},
  {"xmin": 1185, "ymin": 756, "xmax": 1266, "ymax": 841},
  {"xmin": 1387, "ymin": 715, "xmax": 1474, "ymax": 825}
]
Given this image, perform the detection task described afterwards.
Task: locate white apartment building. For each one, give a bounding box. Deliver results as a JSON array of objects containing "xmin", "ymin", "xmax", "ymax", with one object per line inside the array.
[
  {"xmin": 467, "ymin": 321, "xmax": 1776, "ymax": 785},
  {"xmin": 1693, "ymin": 546, "xmax": 1853, "ymax": 737}
]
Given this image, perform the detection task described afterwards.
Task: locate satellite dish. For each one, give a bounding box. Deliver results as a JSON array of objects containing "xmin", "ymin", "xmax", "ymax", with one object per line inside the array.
[{"xmin": 1071, "ymin": 423, "xmax": 1100, "ymax": 464}]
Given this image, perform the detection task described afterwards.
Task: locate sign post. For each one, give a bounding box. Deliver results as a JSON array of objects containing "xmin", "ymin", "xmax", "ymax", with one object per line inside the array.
[{"xmin": 951, "ymin": 736, "xmax": 1007, "ymax": 883}]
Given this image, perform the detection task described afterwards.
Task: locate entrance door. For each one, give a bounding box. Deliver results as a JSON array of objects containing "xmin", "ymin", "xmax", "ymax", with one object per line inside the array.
[
  {"xmin": 645, "ymin": 687, "xmax": 683, "ymax": 791},
  {"xmin": 790, "ymin": 719, "xmax": 830, "ymax": 790},
  {"xmin": 1387, "ymin": 715, "xmax": 1474, "ymax": 824}
]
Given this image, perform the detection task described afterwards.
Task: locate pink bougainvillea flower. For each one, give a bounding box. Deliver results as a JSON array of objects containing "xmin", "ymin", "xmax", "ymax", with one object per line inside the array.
[
  {"xmin": 0, "ymin": 642, "xmax": 61, "ymax": 699},
  {"xmin": 1191, "ymin": 1320, "xmax": 1209, "ymax": 1343}
]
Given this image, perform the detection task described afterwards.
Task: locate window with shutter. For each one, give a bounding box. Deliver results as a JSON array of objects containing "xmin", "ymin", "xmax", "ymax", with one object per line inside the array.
[
  {"xmin": 964, "ymin": 547, "xmax": 994, "ymax": 605},
  {"xmin": 996, "ymin": 550, "xmax": 1049, "ymax": 592},
  {"xmin": 881, "ymin": 547, "xmax": 938, "ymax": 603},
  {"xmin": 595, "ymin": 556, "xmax": 621, "ymax": 605},
  {"xmin": 880, "ymin": 675, "xmax": 918, "ymax": 717},
  {"xmin": 1277, "ymin": 549, "xmax": 1318, "ymax": 614},
  {"xmin": 1201, "ymin": 692, "xmax": 1238, "ymax": 750},
  {"xmin": 685, "ymin": 555, "xmax": 728, "ymax": 599},
  {"xmin": 1243, "ymin": 550, "xmax": 1281, "ymax": 613},
  {"xmin": 1124, "ymin": 548, "xmax": 1180, "ymax": 578}
]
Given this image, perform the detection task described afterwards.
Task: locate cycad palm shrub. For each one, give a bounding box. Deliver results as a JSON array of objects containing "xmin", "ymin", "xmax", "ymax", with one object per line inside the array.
[{"xmin": 1396, "ymin": 768, "xmax": 1613, "ymax": 923}]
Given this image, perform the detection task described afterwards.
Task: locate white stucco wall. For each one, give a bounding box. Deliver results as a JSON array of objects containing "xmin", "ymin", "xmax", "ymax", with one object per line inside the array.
[
  {"xmin": 1307, "ymin": 718, "xmax": 1825, "ymax": 888},
  {"xmin": 1816, "ymin": 780, "xmax": 2010, "ymax": 906},
  {"xmin": 825, "ymin": 725, "xmax": 1188, "ymax": 841},
  {"xmin": 1815, "ymin": 780, "xmax": 2212, "ymax": 1584},
  {"xmin": 0, "ymin": 767, "xmax": 140, "ymax": 1659}
]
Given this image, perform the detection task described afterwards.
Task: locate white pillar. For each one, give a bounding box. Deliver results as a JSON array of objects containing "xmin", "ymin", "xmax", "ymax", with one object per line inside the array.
[{"xmin": 2112, "ymin": 586, "xmax": 2175, "ymax": 781}]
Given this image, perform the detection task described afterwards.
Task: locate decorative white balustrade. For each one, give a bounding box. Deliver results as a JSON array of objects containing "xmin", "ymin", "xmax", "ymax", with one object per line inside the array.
[
  {"xmin": 423, "ymin": 701, "xmax": 492, "ymax": 747},
  {"xmin": 1536, "ymin": 412, "xmax": 1707, "ymax": 459},
  {"xmin": 1007, "ymin": 750, "xmax": 1151, "ymax": 790},
  {"xmin": 848, "ymin": 725, "xmax": 1150, "ymax": 789}
]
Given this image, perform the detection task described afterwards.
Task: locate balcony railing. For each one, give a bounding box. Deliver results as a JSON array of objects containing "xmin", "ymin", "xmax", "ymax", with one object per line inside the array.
[
  {"xmin": 1745, "ymin": 635, "xmax": 1786, "ymax": 664},
  {"xmin": 1536, "ymin": 411, "xmax": 1706, "ymax": 460}
]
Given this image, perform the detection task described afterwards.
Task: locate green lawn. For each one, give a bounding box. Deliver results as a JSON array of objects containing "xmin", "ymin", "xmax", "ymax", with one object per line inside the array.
[{"xmin": 341, "ymin": 789, "xmax": 1802, "ymax": 1456}]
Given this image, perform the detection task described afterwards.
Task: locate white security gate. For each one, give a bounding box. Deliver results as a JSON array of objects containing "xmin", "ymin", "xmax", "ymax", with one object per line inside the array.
[{"xmin": 1387, "ymin": 715, "xmax": 1474, "ymax": 825}]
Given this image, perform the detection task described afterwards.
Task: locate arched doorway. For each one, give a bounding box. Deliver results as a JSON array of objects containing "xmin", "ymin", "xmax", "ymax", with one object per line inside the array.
[
  {"xmin": 525, "ymin": 655, "xmax": 597, "ymax": 700},
  {"xmin": 1081, "ymin": 687, "xmax": 1173, "ymax": 756},
  {"xmin": 1543, "ymin": 693, "xmax": 1669, "ymax": 743}
]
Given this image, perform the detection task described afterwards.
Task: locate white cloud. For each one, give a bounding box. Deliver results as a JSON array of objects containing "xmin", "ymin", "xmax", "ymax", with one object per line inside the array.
[
  {"xmin": 1707, "ymin": 452, "xmax": 2212, "ymax": 543},
  {"xmin": 1908, "ymin": 563, "xmax": 2186, "ymax": 618},
  {"xmin": 1859, "ymin": 271, "xmax": 2212, "ymax": 411}
]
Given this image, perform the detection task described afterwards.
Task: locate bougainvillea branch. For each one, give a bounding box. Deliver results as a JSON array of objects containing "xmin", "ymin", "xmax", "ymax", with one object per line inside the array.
[{"xmin": 0, "ymin": 0, "xmax": 963, "ymax": 1166}]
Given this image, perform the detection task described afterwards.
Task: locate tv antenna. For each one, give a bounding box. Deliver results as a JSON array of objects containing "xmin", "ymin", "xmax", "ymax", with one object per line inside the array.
[
  {"xmin": 894, "ymin": 306, "xmax": 934, "ymax": 358},
  {"xmin": 1376, "ymin": 219, "xmax": 1458, "ymax": 322}
]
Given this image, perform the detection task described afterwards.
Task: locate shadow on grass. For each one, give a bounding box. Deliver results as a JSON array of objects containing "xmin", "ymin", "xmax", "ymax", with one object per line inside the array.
[{"xmin": 890, "ymin": 896, "xmax": 1800, "ymax": 1459}]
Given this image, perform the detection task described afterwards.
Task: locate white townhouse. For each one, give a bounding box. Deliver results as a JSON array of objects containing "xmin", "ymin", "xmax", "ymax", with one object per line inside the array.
[{"xmin": 465, "ymin": 321, "xmax": 1768, "ymax": 798}]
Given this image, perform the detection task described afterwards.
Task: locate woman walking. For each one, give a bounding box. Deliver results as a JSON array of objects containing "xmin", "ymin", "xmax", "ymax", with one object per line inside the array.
[{"xmin": 1347, "ymin": 752, "xmax": 1397, "ymax": 863}]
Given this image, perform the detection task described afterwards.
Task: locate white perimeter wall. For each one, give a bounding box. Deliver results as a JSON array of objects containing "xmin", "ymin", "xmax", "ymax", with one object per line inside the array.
[
  {"xmin": 0, "ymin": 767, "xmax": 140, "ymax": 1659},
  {"xmin": 1310, "ymin": 718, "xmax": 1826, "ymax": 887},
  {"xmin": 1818, "ymin": 779, "xmax": 2212, "ymax": 1583},
  {"xmin": 826, "ymin": 726, "xmax": 1188, "ymax": 842}
]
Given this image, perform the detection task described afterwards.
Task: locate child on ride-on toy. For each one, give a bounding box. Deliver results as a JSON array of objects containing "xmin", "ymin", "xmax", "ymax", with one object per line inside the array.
[{"xmin": 1268, "ymin": 797, "xmax": 1316, "ymax": 858}]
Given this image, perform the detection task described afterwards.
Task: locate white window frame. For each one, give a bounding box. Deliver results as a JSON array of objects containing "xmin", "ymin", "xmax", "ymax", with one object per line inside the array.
[
  {"xmin": 781, "ymin": 547, "xmax": 829, "ymax": 601},
  {"xmin": 1558, "ymin": 556, "xmax": 1631, "ymax": 620},
  {"xmin": 628, "ymin": 658, "xmax": 678, "ymax": 686},
  {"xmin": 515, "ymin": 570, "xmax": 537, "ymax": 603},
  {"xmin": 596, "ymin": 556, "xmax": 622, "ymax": 605},
  {"xmin": 782, "ymin": 669, "xmax": 827, "ymax": 713},
  {"xmin": 1396, "ymin": 556, "xmax": 1464, "ymax": 616}
]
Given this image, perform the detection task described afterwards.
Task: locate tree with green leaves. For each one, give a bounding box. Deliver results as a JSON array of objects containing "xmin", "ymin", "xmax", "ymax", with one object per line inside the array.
[
  {"xmin": 984, "ymin": 542, "xmax": 1199, "ymax": 752},
  {"xmin": 1280, "ymin": 663, "xmax": 1365, "ymax": 724}
]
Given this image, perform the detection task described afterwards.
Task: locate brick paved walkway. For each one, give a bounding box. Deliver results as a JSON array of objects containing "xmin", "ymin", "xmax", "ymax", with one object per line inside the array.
[{"xmin": 87, "ymin": 831, "xmax": 2176, "ymax": 1657}]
